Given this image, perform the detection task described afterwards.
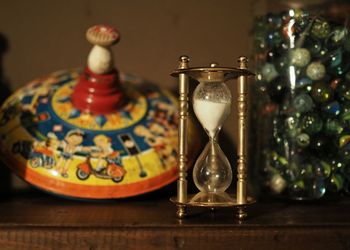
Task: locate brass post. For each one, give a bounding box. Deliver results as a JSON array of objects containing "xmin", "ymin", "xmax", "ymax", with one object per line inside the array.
[
  {"xmin": 177, "ymin": 55, "xmax": 190, "ymax": 218},
  {"xmin": 236, "ymin": 56, "xmax": 248, "ymax": 219}
]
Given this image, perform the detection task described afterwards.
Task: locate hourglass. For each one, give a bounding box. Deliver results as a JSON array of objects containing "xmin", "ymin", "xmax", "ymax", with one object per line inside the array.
[{"xmin": 171, "ymin": 56, "xmax": 255, "ymax": 220}]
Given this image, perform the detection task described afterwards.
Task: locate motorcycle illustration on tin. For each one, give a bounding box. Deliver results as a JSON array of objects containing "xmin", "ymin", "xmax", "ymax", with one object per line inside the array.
[{"xmin": 76, "ymin": 152, "xmax": 126, "ymax": 183}]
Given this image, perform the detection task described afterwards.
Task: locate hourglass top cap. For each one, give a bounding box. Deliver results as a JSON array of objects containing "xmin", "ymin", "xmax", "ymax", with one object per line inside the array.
[
  {"xmin": 171, "ymin": 55, "xmax": 254, "ymax": 79},
  {"xmin": 171, "ymin": 65, "xmax": 254, "ymax": 80}
]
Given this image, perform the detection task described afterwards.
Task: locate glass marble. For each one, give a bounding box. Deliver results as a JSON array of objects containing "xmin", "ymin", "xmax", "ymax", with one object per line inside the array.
[
  {"xmin": 292, "ymin": 92, "xmax": 314, "ymax": 113},
  {"xmin": 329, "ymin": 78, "xmax": 342, "ymax": 90},
  {"xmin": 311, "ymin": 82, "xmax": 333, "ymax": 103},
  {"xmin": 341, "ymin": 106, "xmax": 350, "ymax": 122},
  {"xmin": 289, "ymin": 178, "xmax": 326, "ymax": 200},
  {"xmin": 330, "ymin": 59, "xmax": 350, "ymax": 77},
  {"xmin": 336, "ymin": 81, "xmax": 350, "ymax": 102},
  {"xmin": 314, "ymin": 159, "xmax": 331, "ymax": 179},
  {"xmin": 269, "ymin": 173, "xmax": 287, "ymax": 194},
  {"xmin": 311, "ymin": 18, "xmax": 330, "ymax": 39},
  {"xmin": 332, "ymin": 65, "xmax": 348, "ymax": 77},
  {"xmin": 328, "ymin": 173, "xmax": 344, "ymax": 192},
  {"xmin": 324, "ymin": 118, "xmax": 344, "ymax": 135},
  {"xmin": 289, "ymin": 48, "xmax": 311, "ymax": 68},
  {"xmin": 300, "ymin": 113, "xmax": 323, "ymax": 134},
  {"xmin": 266, "ymin": 13, "xmax": 283, "ymax": 29},
  {"xmin": 339, "ymin": 146, "xmax": 350, "ymax": 162},
  {"xmin": 323, "ymin": 101, "xmax": 341, "ymax": 116},
  {"xmin": 306, "ymin": 61, "xmax": 326, "ymax": 81},
  {"xmin": 274, "ymin": 56, "xmax": 289, "ymax": 72},
  {"xmin": 299, "ymin": 162, "xmax": 314, "ymax": 178},
  {"xmin": 296, "ymin": 77, "xmax": 313, "ymax": 88},
  {"xmin": 294, "ymin": 9, "xmax": 309, "ymax": 29},
  {"xmin": 329, "ymin": 49, "xmax": 342, "ymax": 68},
  {"xmin": 260, "ymin": 63, "xmax": 279, "ymax": 82},
  {"xmin": 307, "ymin": 178, "xmax": 327, "ymax": 199},
  {"xmin": 296, "ymin": 133, "xmax": 310, "ymax": 148},
  {"xmin": 285, "ymin": 115, "xmax": 300, "ymax": 138},
  {"xmin": 267, "ymin": 31, "xmax": 283, "ymax": 47},
  {"xmin": 339, "ymin": 134, "xmax": 350, "ymax": 148},
  {"xmin": 329, "ymin": 26, "xmax": 347, "ymax": 48}
]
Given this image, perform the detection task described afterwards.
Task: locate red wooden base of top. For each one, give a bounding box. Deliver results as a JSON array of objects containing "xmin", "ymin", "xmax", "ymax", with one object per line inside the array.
[{"xmin": 71, "ymin": 67, "xmax": 124, "ymax": 114}]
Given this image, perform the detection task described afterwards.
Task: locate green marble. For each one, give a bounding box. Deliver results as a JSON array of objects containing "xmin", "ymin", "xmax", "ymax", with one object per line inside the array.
[
  {"xmin": 267, "ymin": 31, "xmax": 283, "ymax": 47},
  {"xmin": 339, "ymin": 134, "xmax": 350, "ymax": 148},
  {"xmin": 292, "ymin": 92, "xmax": 314, "ymax": 113},
  {"xmin": 311, "ymin": 82, "xmax": 333, "ymax": 103},
  {"xmin": 296, "ymin": 133, "xmax": 310, "ymax": 148},
  {"xmin": 285, "ymin": 115, "xmax": 301, "ymax": 137},
  {"xmin": 300, "ymin": 113, "xmax": 323, "ymax": 134},
  {"xmin": 306, "ymin": 62, "xmax": 326, "ymax": 81},
  {"xmin": 311, "ymin": 18, "xmax": 330, "ymax": 39},
  {"xmin": 330, "ymin": 49, "xmax": 342, "ymax": 68},
  {"xmin": 324, "ymin": 119, "xmax": 344, "ymax": 135},
  {"xmin": 317, "ymin": 160, "xmax": 332, "ymax": 178},
  {"xmin": 329, "ymin": 173, "xmax": 344, "ymax": 192},
  {"xmin": 289, "ymin": 48, "xmax": 311, "ymax": 67},
  {"xmin": 336, "ymin": 81, "xmax": 350, "ymax": 102},
  {"xmin": 330, "ymin": 26, "xmax": 347, "ymax": 46},
  {"xmin": 259, "ymin": 63, "xmax": 279, "ymax": 82},
  {"xmin": 299, "ymin": 163, "xmax": 314, "ymax": 178},
  {"xmin": 339, "ymin": 144, "xmax": 350, "ymax": 161},
  {"xmin": 274, "ymin": 55, "xmax": 289, "ymax": 72}
]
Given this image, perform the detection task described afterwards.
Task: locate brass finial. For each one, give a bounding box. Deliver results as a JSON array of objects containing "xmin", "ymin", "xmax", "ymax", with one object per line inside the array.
[
  {"xmin": 210, "ymin": 62, "xmax": 219, "ymax": 68},
  {"xmin": 238, "ymin": 56, "xmax": 248, "ymax": 69},
  {"xmin": 178, "ymin": 55, "xmax": 190, "ymax": 69}
]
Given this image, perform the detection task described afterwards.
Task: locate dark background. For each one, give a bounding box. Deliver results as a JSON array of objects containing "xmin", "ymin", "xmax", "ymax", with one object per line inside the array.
[
  {"xmin": 0, "ymin": 0, "xmax": 261, "ymax": 144},
  {"xmin": 0, "ymin": 0, "xmax": 265, "ymax": 191}
]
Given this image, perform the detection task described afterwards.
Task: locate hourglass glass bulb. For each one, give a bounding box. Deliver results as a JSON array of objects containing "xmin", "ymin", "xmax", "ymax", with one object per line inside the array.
[
  {"xmin": 193, "ymin": 141, "xmax": 232, "ymax": 192},
  {"xmin": 192, "ymin": 79, "xmax": 232, "ymax": 193},
  {"xmin": 193, "ymin": 82, "xmax": 231, "ymax": 138}
]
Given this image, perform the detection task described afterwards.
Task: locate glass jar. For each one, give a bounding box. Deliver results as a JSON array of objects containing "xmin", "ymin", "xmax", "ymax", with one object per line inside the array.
[{"xmin": 252, "ymin": 0, "xmax": 350, "ymax": 200}]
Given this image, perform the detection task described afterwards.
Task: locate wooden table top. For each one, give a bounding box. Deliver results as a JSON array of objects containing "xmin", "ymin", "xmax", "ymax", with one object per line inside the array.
[{"xmin": 1, "ymin": 187, "xmax": 350, "ymax": 249}]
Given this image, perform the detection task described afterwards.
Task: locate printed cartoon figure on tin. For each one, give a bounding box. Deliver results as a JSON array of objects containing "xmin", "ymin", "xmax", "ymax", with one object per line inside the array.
[
  {"xmin": 56, "ymin": 129, "xmax": 85, "ymax": 178},
  {"xmin": 29, "ymin": 132, "xmax": 60, "ymax": 169}
]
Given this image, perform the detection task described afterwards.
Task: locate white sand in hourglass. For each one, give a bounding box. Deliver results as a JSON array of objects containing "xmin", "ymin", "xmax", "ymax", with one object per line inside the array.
[{"xmin": 193, "ymin": 99, "xmax": 231, "ymax": 138}]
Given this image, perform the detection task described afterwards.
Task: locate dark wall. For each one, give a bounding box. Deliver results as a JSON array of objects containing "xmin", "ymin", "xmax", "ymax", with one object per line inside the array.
[{"xmin": 0, "ymin": 0, "xmax": 256, "ymax": 151}]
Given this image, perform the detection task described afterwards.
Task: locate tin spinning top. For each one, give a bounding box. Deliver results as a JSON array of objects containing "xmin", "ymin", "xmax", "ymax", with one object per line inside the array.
[{"xmin": 0, "ymin": 25, "xmax": 199, "ymax": 199}]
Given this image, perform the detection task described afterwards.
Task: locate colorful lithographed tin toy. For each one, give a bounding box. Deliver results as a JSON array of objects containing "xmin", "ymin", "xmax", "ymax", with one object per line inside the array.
[{"xmin": 0, "ymin": 25, "xmax": 199, "ymax": 199}]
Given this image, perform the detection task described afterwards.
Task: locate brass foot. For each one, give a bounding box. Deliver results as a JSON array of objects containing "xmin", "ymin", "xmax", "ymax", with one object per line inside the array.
[
  {"xmin": 237, "ymin": 207, "xmax": 247, "ymax": 220},
  {"xmin": 176, "ymin": 205, "xmax": 187, "ymax": 219}
]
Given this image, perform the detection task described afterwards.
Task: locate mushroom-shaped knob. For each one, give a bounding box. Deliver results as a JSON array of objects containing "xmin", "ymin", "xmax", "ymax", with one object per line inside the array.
[
  {"xmin": 86, "ymin": 25, "xmax": 120, "ymax": 47},
  {"xmin": 86, "ymin": 25, "xmax": 120, "ymax": 74}
]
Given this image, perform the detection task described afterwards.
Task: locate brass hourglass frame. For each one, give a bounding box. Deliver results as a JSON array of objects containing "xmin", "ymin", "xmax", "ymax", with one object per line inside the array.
[{"xmin": 170, "ymin": 56, "xmax": 255, "ymax": 220}]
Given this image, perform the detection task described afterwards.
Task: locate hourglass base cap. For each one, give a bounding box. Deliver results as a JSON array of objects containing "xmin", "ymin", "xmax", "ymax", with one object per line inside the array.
[{"xmin": 171, "ymin": 193, "xmax": 255, "ymax": 208}]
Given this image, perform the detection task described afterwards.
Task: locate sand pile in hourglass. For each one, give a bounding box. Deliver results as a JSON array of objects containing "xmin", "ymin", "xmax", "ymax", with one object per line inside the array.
[{"xmin": 193, "ymin": 99, "xmax": 231, "ymax": 138}]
